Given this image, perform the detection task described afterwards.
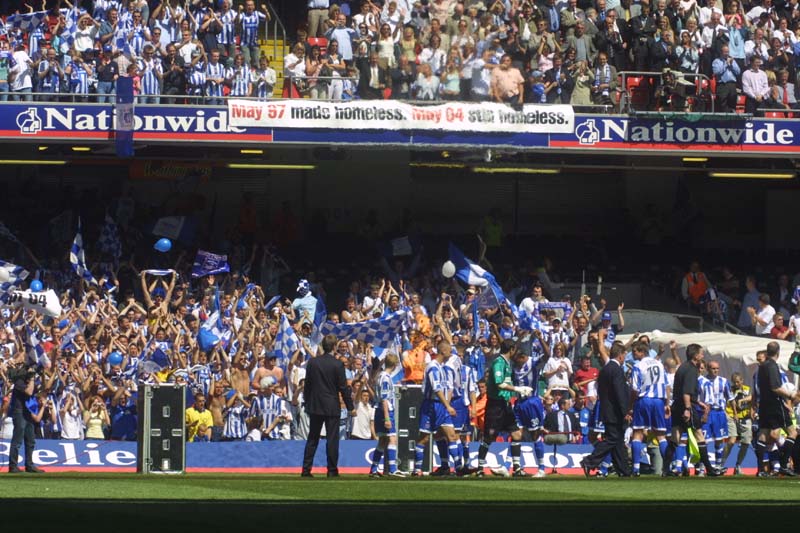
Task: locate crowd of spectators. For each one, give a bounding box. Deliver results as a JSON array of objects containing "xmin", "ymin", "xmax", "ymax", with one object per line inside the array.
[{"xmin": 0, "ymin": 0, "xmax": 798, "ymax": 112}]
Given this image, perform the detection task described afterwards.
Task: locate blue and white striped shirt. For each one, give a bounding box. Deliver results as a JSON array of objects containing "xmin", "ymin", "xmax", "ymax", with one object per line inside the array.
[
  {"xmin": 631, "ymin": 357, "xmax": 668, "ymax": 399},
  {"xmin": 204, "ymin": 61, "xmax": 225, "ymax": 96},
  {"xmin": 228, "ymin": 65, "xmax": 252, "ymax": 96},
  {"xmin": 377, "ymin": 371, "xmax": 395, "ymax": 412},
  {"xmin": 69, "ymin": 61, "xmax": 90, "ymax": 94},
  {"xmin": 707, "ymin": 375, "xmax": 732, "ymax": 410},
  {"xmin": 445, "ymin": 354, "xmax": 463, "ymax": 401},
  {"xmin": 513, "ymin": 350, "xmax": 546, "ymax": 396},
  {"xmin": 697, "ymin": 375, "xmax": 713, "ymax": 406},
  {"xmin": 249, "ymin": 393, "xmax": 290, "ymax": 439},
  {"xmin": 217, "ymin": 9, "xmax": 236, "ymax": 45},
  {"xmin": 240, "ymin": 11, "xmax": 266, "ymax": 46},
  {"xmin": 461, "ymin": 365, "xmax": 478, "ymax": 407},
  {"xmin": 422, "ymin": 360, "xmax": 445, "ymax": 401},
  {"xmin": 129, "ymin": 24, "xmax": 148, "ymax": 56},
  {"xmin": 223, "ymin": 403, "xmax": 248, "ymax": 439},
  {"xmin": 137, "ymin": 57, "xmax": 162, "ymax": 95}
]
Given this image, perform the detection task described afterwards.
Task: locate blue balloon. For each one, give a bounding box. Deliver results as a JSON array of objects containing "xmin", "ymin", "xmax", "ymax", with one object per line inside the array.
[
  {"xmin": 30, "ymin": 279, "xmax": 43, "ymax": 292},
  {"xmin": 154, "ymin": 238, "xmax": 172, "ymax": 253},
  {"xmin": 108, "ymin": 351, "xmax": 124, "ymax": 366}
]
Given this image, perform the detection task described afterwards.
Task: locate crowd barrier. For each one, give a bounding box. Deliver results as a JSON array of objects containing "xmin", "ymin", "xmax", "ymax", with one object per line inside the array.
[{"xmin": 0, "ymin": 440, "xmax": 759, "ymax": 473}]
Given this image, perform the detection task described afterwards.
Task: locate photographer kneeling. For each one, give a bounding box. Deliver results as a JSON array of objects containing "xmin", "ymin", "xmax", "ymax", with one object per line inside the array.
[{"xmin": 8, "ymin": 365, "xmax": 46, "ymax": 474}]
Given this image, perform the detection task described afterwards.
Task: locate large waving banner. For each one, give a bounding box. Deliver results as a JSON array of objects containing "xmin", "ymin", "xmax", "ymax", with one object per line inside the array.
[{"xmin": 227, "ymin": 99, "xmax": 575, "ymax": 134}]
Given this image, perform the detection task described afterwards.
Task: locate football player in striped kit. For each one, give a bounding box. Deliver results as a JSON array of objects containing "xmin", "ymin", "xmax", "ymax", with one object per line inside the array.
[
  {"xmin": 705, "ymin": 361, "xmax": 733, "ymax": 469},
  {"xmin": 694, "ymin": 361, "xmax": 714, "ymax": 475},
  {"xmin": 369, "ymin": 353, "xmax": 407, "ymax": 477},
  {"xmin": 226, "ymin": 53, "xmax": 253, "ymax": 96},
  {"xmin": 512, "ymin": 328, "xmax": 551, "ymax": 477},
  {"xmin": 629, "ymin": 341, "xmax": 670, "ymax": 476},
  {"xmin": 412, "ymin": 340, "xmax": 460, "ymax": 476}
]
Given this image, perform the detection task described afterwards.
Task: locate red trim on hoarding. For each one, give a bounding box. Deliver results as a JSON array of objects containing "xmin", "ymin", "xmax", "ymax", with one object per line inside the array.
[{"xmin": 0, "ymin": 130, "xmax": 272, "ymax": 142}]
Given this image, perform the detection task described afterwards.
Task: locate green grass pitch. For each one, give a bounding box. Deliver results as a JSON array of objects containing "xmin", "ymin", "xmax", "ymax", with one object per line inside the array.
[{"xmin": 5, "ymin": 474, "xmax": 798, "ymax": 532}]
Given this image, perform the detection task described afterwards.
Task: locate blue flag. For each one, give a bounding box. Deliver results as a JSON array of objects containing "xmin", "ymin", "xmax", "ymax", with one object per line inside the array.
[{"xmin": 191, "ymin": 250, "xmax": 230, "ymax": 278}]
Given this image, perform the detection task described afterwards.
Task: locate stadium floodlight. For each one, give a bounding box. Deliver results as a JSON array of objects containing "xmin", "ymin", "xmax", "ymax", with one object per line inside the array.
[
  {"xmin": 472, "ymin": 167, "xmax": 560, "ymax": 175},
  {"xmin": 227, "ymin": 163, "xmax": 315, "ymax": 170},
  {"xmin": 709, "ymin": 172, "xmax": 795, "ymax": 180},
  {"xmin": 0, "ymin": 160, "xmax": 67, "ymax": 165}
]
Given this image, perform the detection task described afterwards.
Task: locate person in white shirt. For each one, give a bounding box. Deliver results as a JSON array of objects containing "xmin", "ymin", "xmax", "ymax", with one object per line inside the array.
[
  {"xmin": 741, "ymin": 55, "xmax": 769, "ymax": 115},
  {"xmin": 10, "ymin": 44, "xmax": 33, "ymax": 100},
  {"xmin": 350, "ymin": 389, "xmax": 376, "ymax": 439},
  {"xmin": 519, "ymin": 282, "xmax": 550, "ymax": 317},
  {"xmin": 542, "ymin": 342, "xmax": 573, "ymax": 400},
  {"xmin": 748, "ymin": 293, "xmax": 776, "ymax": 336}
]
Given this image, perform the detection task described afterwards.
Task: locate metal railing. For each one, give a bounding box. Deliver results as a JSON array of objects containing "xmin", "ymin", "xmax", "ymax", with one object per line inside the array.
[
  {"xmin": 265, "ymin": 2, "xmax": 287, "ymax": 64},
  {"xmin": 618, "ymin": 70, "xmax": 714, "ymax": 114}
]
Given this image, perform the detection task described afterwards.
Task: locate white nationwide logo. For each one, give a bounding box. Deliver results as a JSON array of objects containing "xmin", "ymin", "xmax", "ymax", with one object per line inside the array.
[
  {"xmin": 576, "ymin": 118, "xmax": 600, "ymax": 145},
  {"xmin": 16, "ymin": 108, "xmax": 43, "ymax": 135}
]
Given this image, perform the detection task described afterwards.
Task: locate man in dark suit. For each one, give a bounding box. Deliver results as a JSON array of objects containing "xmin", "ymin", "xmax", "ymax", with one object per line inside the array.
[
  {"xmin": 301, "ymin": 334, "xmax": 355, "ymax": 477},
  {"xmin": 543, "ymin": 397, "xmax": 582, "ymax": 445},
  {"xmin": 358, "ymin": 52, "xmax": 389, "ymax": 100},
  {"xmin": 580, "ymin": 342, "xmax": 632, "ymax": 477},
  {"xmin": 544, "ymin": 54, "xmax": 570, "ymax": 103}
]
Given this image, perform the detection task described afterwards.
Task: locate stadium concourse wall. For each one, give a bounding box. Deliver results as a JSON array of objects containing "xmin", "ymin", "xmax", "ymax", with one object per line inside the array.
[
  {"xmin": 2, "ymin": 101, "xmax": 800, "ymax": 155},
  {"xmin": 0, "ymin": 440, "xmax": 759, "ymax": 474}
]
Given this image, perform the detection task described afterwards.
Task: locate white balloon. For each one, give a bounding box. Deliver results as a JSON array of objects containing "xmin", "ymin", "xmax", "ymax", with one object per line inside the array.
[
  {"xmin": 442, "ymin": 260, "xmax": 456, "ymax": 278},
  {"xmin": 0, "ymin": 267, "xmax": 8, "ymax": 283},
  {"xmin": 651, "ymin": 329, "xmax": 662, "ymax": 338}
]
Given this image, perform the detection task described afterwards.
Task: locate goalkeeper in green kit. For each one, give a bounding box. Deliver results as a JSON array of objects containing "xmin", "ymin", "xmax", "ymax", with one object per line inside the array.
[{"xmin": 476, "ymin": 339, "xmax": 534, "ymax": 477}]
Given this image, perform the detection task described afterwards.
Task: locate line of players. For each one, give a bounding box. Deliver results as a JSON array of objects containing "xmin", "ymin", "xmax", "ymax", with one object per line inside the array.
[{"xmin": 367, "ymin": 328, "xmax": 800, "ymax": 478}]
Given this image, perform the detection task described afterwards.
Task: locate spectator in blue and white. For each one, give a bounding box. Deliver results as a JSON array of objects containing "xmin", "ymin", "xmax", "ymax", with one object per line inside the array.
[
  {"xmin": 146, "ymin": 27, "xmax": 168, "ymax": 59},
  {"xmin": 136, "ymin": 43, "xmax": 163, "ymax": 103},
  {"xmin": 66, "ymin": 49, "xmax": 93, "ymax": 101},
  {"xmin": 222, "ymin": 390, "xmax": 251, "ymax": 440},
  {"xmin": 227, "ymin": 53, "xmax": 253, "ymax": 96},
  {"xmin": 237, "ymin": 0, "xmax": 271, "ymax": 69},
  {"xmin": 38, "ymin": 47, "xmax": 64, "ymax": 98},
  {"xmin": 93, "ymin": 0, "xmax": 122, "ymax": 23},
  {"xmin": 204, "ymin": 48, "xmax": 226, "ymax": 104},
  {"xmin": 26, "ymin": 10, "xmax": 48, "ymax": 58},
  {"xmin": 175, "ymin": 27, "xmax": 199, "ymax": 64},
  {"xmin": 185, "ymin": 48, "xmax": 206, "ymax": 98},
  {"xmin": 381, "ymin": 1, "xmax": 408, "ymax": 37},
  {"xmin": 215, "ymin": 0, "xmax": 237, "ymax": 66},
  {"xmin": 126, "ymin": 10, "xmax": 150, "ymax": 57},
  {"xmin": 151, "ymin": 0, "xmax": 185, "ymax": 45},
  {"xmin": 326, "ymin": 13, "xmax": 358, "ymax": 65},
  {"xmin": 99, "ymin": 8, "xmax": 121, "ymax": 48},
  {"xmin": 252, "ymin": 378, "xmax": 293, "ymax": 440}
]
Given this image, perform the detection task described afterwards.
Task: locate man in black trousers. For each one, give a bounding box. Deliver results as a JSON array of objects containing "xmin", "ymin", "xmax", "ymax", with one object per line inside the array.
[
  {"xmin": 301, "ymin": 334, "xmax": 355, "ymax": 478},
  {"xmin": 580, "ymin": 342, "xmax": 632, "ymax": 477}
]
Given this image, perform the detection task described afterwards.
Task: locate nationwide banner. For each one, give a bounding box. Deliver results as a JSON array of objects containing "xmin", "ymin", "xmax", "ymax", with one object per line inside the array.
[
  {"xmin": 227, "ymin": 99, "xmax": 576, "ymax": 134},
  {"xmin": 0, "ymin": 440, "xmax": 759, "ymax": 473}
]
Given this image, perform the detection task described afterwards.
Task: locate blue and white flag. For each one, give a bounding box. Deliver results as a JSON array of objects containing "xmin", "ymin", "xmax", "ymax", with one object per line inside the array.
[
  {"xmin": 197, "ymin": 309, "xmax": 232, "ymax": 352},
  {"xmin": 143, "ymin": 269, "xmax": 176, "ymax": 277},
  {"xmin": 273, "ymin": 313, "xmax": 300, "ymax": 367},
  {"xmin": 98, "ymin": 214, "xmax": 122, "ymax": 260},
  {"xmin": 0, "ymin": 259, "xmax": 29, "ymax": 296},
  {"xmin": 264, "ymin": 294, "xmax": 281, "ymax": 313},
  {"xmin": 320, "ymin": 310, "xmax": 407, "ymax": 349},
  {"xmin": 191, "ymin": 250, "xmax": 230, "ymax": 278},
  {"xmin": 26, "ymin": 327, "xmax": 47, "ymax": 367},
  {"xmin": 60, "ymin": 321, "xmax": 82, "ymax": 351},
  {"xmin": 236, "ymin": 283, "xmax": 256, "ymax": 311},
  {"xmin": 6, "ymin": 10, "xmax": 48, "ymax": 32},
  {"xmin": 70, "ymin": 219, "xmax": 98, "ymax": 286},
  {"xmin": 448, "ymin": 243, "xmax": 514, "ymax": 314},
  {"xmin": 115, "ymin": 76, "xmax": 134, "ymax": 158}
]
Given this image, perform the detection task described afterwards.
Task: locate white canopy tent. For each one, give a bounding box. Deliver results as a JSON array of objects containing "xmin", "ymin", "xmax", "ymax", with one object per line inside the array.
[{"xmin": 619, "ymin": 331, "xmax": 798, "ymax": 385}]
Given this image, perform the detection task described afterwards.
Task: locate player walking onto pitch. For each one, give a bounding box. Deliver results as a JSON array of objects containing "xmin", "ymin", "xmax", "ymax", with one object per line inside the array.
[
  {"xmin": 412, "ymin": 341, "xmax": 463, "ymax": 476},
  {"xmin": 476, "ymin": 339, "xmax": 533, "ymax": 477},
  {"xmin": 369, "ymin": 353, "xmax": 407, "ymax": 478},
  {"xmin": 629, "ymin": 341, "xmax": 670, "ymax": 476}
]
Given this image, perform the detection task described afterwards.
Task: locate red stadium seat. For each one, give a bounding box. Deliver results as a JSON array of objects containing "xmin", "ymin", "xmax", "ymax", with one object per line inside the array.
[
  {"xmin": 735, "ymin": 94, "xmax": 746, "ymax": 114},
  {"xmin": 626, "ymin": 76, "xmax": 650, "ymax": 110},
  {"xmin": 764, "ymin": 111, "xmax": 786, "ymax": 118},
  {"xmin": 308, "ymin": 37, "xmax": 328, "ymax": 50}
]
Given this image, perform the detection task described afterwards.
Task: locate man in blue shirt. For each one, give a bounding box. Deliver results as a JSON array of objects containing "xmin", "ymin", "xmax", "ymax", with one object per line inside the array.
[{"xmin": 712, "ymin": 45, "xmax": 741, "ymax": 113}]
